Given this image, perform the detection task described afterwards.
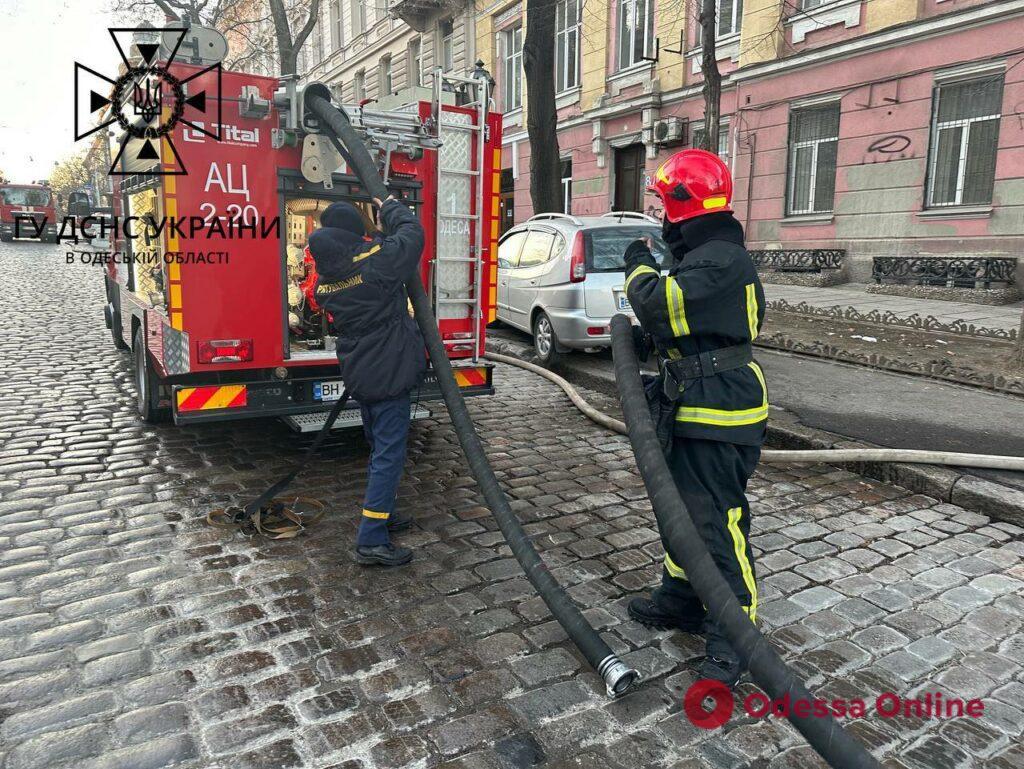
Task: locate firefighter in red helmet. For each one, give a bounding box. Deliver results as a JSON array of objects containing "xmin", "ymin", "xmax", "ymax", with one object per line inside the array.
[{"xmin": 623, "ymin": 148, "xmax": 767, "ymax": 688}]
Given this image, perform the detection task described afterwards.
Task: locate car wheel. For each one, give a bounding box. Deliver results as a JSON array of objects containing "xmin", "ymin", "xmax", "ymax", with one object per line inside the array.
[
  {"xmin": 133, "ymin": 327, "xmax": 170, "ymax": 423},
  {"xmin": 0, "ymin": 233, "xmax": 12, "ymax": 243},
  {"xmin": 533, "ymin": 312, "xmax": 562, "ymax": 365}
]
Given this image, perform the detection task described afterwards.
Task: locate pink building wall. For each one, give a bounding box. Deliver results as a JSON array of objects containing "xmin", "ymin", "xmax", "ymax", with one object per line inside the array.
[{"xmin": 507, "ymin": 5, "xmax": 1024, "ymax": 281}]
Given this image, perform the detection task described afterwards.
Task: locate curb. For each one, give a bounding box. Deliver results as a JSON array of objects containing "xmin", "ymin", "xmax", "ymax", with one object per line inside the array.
[{"xmin": 486, "ymin": 336, "xmax": 1024, "ymax": 528}]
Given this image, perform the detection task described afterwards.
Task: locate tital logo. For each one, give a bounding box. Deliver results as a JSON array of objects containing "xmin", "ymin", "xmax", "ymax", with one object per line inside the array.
[{"xmin": 73, "ymin": 27, "xmax": 223, "ymax": 176}]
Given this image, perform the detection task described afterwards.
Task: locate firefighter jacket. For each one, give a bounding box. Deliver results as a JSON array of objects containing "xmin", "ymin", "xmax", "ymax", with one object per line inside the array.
[
  {"xmin": 623, "ymin": 213, "xmax": 767, "ymax": 446},
  {"xmin": 309, "ymin": 199, "xmax": 427, "ymax": 403}
]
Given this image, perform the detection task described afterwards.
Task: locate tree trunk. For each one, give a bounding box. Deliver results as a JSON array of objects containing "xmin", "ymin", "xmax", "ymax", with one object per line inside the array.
[
  {"xmin": 522, "ymin": 0, "xmax": 563, "ymax": 214},
  {"xmin": 269, "ymin": 0, "xmax": 321, "ymax": 77},
  {"xmin": 698, "ymin": 0, "xmax": 721, "ymax": 153}
]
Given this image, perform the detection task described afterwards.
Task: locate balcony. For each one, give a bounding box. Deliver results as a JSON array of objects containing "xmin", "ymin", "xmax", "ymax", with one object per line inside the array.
[{"xmin": 389, "ymin": 0, "xmax": 466, "ymax": 32}]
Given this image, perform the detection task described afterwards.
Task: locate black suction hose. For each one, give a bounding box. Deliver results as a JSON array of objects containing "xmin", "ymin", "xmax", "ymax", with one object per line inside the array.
[
  {"xmin": 305, "ymin": 89, "xmax": 639, "ymax": 697},
  {"xmin": 610, "ymin": 314, "xmax": 881, "ymax": 768}
]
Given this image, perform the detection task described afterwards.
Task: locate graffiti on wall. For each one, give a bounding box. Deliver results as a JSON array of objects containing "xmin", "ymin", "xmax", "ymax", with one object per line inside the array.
[{"xmin": 864, "ymin": 134, "xmax": 915, "ymax": 164}]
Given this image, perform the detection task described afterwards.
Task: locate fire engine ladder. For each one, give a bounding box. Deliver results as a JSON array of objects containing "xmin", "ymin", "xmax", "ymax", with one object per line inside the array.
[{"xmin": 430, "ymin": 69, "xmax": 491, "ymax": 362}]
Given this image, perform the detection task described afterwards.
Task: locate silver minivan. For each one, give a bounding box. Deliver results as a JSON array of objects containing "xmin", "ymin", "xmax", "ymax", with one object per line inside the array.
[{"xmin": 495, "ymin": 212, "xmax": 671, "ymax": 363}]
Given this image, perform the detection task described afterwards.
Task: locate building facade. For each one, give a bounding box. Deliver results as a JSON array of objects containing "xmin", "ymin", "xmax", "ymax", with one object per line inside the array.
[
  {"xmin": 301, "ymin": 0, "xmax": 477, "ymax": 106},
  {"xmin": 476, "ymin": 0, "xmax": 1024, "ymax": 280}
]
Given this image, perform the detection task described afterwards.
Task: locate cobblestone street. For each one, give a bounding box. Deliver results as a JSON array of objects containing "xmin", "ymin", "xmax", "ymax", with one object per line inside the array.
[{"xmin": 2, "ymin": 241, "xmax": 1024, "ymax": 769}]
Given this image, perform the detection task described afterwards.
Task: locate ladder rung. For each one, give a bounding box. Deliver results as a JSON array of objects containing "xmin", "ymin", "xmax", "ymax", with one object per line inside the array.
[
  {"xmin": 440, "ymin": 121, "xmax": 483, "ymax": 131},
  {"xmin": 440, "ymin": 213, "xmax": 481, "ymax": 221},
  {"xmin": 435, "ymin": 256, "xmax": 478, "ymax": 263},
  {"xmin": 440, "ymin": 168, "xmax": 478, "ymax": 176}
]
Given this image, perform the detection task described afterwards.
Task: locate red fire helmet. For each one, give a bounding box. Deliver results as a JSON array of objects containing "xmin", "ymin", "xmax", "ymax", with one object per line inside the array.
[{"xmin": 647, "ymin": 148, "xmax": 734, "ymax": 223}]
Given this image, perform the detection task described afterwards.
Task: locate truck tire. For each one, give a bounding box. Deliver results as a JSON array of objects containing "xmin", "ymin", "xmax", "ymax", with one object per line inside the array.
[
  {"xmin": 533, "ymin": 311, "xmax": 563, "ymax": 366},
  {"xmin": 105, "ymin": 303, "xmax": 129, "ymax": 351},
  {"xmin": 133, "ymin": 327, "xmax": 170, "ymax": 423}
]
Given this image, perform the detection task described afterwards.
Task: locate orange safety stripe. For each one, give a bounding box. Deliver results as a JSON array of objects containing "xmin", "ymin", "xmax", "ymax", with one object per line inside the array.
[
  {"xmin": 453, "ymin": 368, "xmax": 487, "ymax": 387},
  {"xmin": 176, "ymin": 385, "xmax": 247, "ymax": 411}
]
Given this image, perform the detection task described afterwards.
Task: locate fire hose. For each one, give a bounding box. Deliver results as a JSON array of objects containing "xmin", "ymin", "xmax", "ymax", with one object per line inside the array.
[
  {"xmin": 483, "ymin": 352, "xmax": 1024, "ymax": 472},
  {"xmin": 304, "ymin": 87, "xmax": 639, "ymax": 697},
  {"xmin": 608, "ymin": 314, "xmax": 882, "ymax": 769}
]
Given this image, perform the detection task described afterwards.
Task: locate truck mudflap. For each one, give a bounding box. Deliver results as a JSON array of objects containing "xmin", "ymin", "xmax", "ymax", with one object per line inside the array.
[{"xmin": 171, "ymin": 362, "xmax": 494, "ymax": 426}]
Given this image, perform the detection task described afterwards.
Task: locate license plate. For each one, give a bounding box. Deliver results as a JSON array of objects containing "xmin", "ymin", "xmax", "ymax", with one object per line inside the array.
[
  {"xmin": 313, "ymin": 380, "xmax": 345, "ymax": 401},
  {"xmin": 616, "ymin": 292, "xmax": 632, "ymax": 312}
]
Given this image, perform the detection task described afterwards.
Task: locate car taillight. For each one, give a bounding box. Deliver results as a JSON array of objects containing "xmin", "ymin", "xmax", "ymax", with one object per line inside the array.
[
  {"xmin": 569, "ymin": 232, "xmax": 586, "ymax": 283},
  {"xmin": 197, "ymin": 339, "xmax": 253, "ymax": 364}
]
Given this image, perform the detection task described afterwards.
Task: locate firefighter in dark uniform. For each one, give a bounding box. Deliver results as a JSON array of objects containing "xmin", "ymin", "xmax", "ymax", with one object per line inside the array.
[
  {"xmin": 308, "ymin": 197, "xmax": 427, "ymax": 568},
  {"xmin": 623, "ymin": 149, "xmax": 767, "ymax": 687}
]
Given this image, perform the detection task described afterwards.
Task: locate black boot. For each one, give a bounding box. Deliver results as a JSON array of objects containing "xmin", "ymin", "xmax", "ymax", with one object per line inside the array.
[
  {"xmin": 387, "ymin": 510, "xmax": 413, "ymax": 532},
  {"xmin": 355, "ymin": 543, "xmax": 413, "ymax": 567},
  {"xmin": 699, "ymin": 622, "xmax": 744, "ymax": 687},
  {"xmin": 628, "ymin": 593, "xmax": 705, "ymax": 632}
]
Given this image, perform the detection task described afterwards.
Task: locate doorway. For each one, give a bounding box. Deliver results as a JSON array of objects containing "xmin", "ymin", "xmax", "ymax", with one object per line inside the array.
[{"xmin": 613, "ymin": 144, "xmax": 645, "ymax": 212}]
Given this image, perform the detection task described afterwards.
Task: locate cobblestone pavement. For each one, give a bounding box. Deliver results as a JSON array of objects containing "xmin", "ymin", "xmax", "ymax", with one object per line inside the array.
[{"xmin": 2, "ymin": 241, "xmax": 1024, "ymax": 769}]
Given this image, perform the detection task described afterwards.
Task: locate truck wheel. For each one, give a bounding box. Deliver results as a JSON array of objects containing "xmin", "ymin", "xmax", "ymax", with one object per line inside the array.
[
  {"xmin": 533, "ymin": 312, "xmax": 563, "ymax": 366},
  {"xmin": 133, "ymin": 327, "xmax": 170, "ymax": 423},
  {"xmin": 106, "ymin": 304, "xmax": 129, "ymax": 351}
]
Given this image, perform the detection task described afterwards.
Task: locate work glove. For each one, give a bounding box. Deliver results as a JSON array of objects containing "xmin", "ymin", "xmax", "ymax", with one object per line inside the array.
[
  {"xmin": 631, "ymin": 325, "xmax": 653, "ymax": 363},
  {"xmin": 623, "ymin": 237, "xmax": 657, "ymax": 276}
]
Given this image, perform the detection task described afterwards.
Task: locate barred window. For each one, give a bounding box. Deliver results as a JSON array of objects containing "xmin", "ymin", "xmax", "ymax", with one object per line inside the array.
[
  {"xmin": 927, "ymin": 76, "xmax": 1003, "ymax": 207},
  {"xmin": 617, "ymin": 0, "xmax": 654, "ymax": 70},
  {"xmin": 555, "ymin": 0, "xmax": 581, "ymax": 92},
  {"xmin": 502, "ymin": 25, "xmax": 523, "ymax": 110},
  {"xmin": 787, "ymin": 102, "xmax": 840, "ymax": 215}
]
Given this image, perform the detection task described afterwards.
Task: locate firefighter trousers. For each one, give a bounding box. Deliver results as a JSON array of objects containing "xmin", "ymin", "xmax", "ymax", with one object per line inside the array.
[
  {"xmin": 356, "ymin": 393, "xmax": 411, "ymax": 547},
  {"xmin": 654, "ymin": 436, "xmax": 761, "ymax": 622}
]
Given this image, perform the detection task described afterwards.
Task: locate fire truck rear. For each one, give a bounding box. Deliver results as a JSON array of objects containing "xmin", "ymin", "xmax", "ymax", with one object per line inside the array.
[
  {"xmin": 0, "ymin": 183, "xmax": 59, "ymax": 242},
  {"xmin": 101, "ymin": 44, "xmax": 501, "ymax": 430}
]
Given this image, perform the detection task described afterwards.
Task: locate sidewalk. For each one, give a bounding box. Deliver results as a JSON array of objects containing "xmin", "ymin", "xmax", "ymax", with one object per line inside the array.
[{"xmin": 765, "ymin": 282, "xmax": 1023, "ymax": 333}]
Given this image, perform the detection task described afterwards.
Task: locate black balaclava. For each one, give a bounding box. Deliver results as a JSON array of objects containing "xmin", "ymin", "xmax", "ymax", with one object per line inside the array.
[
  {"xmin": 320, "ymin": 201, "xmax": 366, "ymax": 236},
  {"xmin": 663, "ymin": 211, "xmax": 745, "ymax": 262}
]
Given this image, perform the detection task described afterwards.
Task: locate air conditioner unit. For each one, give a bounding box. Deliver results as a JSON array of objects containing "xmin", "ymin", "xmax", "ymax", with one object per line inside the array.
[{"xmin": 653, "ymin": 117, "xmax": 688, "ymax": 146}]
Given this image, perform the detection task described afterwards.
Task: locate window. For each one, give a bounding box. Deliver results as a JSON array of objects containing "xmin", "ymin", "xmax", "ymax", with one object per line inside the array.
[
  {"xmin": 590, "ymin": 227, "xmax": 671, "ymax": 271},
  {"xmin": 408, "ymin": 37, "xmax": 423, "ymax": 87},
  {"xmin": 555, "ymin": 0, "xmax": 581, "ymax": 92},
  {"xmin": 717, "ymin": 0, "xmax": 743, "ymax": 37},
  {"xmin": 330, "ymin": 0, "xmax": 342, "ymax": 51},
  {"xmin": 693, "ymin": 122, "xmax": 730, "ymax": 164},
  {"xmin": 561, "ymin": 158, "xmax": 573, "ymax": 213},
  {"xmin": 353, "ymin": 70, "xmax": 366, "ymax": 101},
  {"xmin": 617, "ymin": 0, "xmax": 653, "ymax": 70},
  {"xmin": 351, "ymin": 0, "xmax": 366, "ymax": 37},
  {"xmin": 787, "ymin": 102, "xmax": 840, "ymax": 215},
  {"xmin": 519, "ymin": 230, "xmax": 557, "ymax": 267},
  {"xmin": 498, "ymin": 229, "xmax": 527, "ymax": 267},
  {"xmin": 313, "ymin": 15, "xmax": 324, "ymax": 61},
  {"xmin": 801, "ymin": 0, "xmax": 827, "ymax": 8},
  {"xmin": 502, "ymin": 25, "xmax": 523, "ymax": 111},
  {"xmin": 927, "ymin": 75, "xmax": 1003, "ymax": 208},
  {"xmin": 379, "ymin": 56, "xmax": 392, "ymax": 95},
  {"xmin": 440, "ymin": 19, "xmax": 455, "ymax": 72}
]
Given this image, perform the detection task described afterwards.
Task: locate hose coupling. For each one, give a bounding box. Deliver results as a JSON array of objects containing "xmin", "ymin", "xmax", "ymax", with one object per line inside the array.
[{"xmin": 598, "ymin": 654, "xmax": 640, "ymax": 698}]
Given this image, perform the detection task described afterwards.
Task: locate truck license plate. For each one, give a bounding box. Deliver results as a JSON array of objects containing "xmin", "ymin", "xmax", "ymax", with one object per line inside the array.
[{"xmin": 313, "ymin": 380, "xmax": 345, "ymax": 401}]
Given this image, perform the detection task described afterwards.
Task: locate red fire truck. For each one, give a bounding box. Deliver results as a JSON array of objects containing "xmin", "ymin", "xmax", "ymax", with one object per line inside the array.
[
  {"xmin": 101, "ymin": 54, "xmax": 501, "ymax": 429},
  {"xmin": 0, "ymin": 183, "xmax": 59, "ymax": 242}
]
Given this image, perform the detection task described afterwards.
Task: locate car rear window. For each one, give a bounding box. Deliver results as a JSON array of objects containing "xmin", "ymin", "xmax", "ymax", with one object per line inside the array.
[{"xmin": 587, "ymin": 226, "xmax": 671, "ymax": 271}]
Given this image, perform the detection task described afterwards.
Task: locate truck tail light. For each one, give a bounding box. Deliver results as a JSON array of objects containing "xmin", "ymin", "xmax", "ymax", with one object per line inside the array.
[
  {"xmin": 569, "ymin": 232, "xmax": 586, "ymax": 283},
  {"xmin": 197, "ymin": 339, "xmax": 253, "ymax": 364}
]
